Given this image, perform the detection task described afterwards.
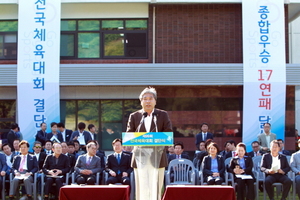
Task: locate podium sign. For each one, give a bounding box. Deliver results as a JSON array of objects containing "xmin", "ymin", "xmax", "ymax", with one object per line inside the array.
[
  {"xmin": 123, "ymin": 132, "xmax": 173, "ymax": 200},
  {"xmin": 122, "ymin": 132, "xmax": 173, "ymax": 146}
]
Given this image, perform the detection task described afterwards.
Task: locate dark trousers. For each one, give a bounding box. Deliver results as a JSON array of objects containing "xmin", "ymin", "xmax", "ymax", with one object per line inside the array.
[
  {"xmin": 0, "ymin": 176, "xmax": 3, "ymax": 197},
  {"xmin": 236, "ymin": 178, "xmax": 255, "ymax": 200},
  {"xmin": 106, "ymin": 174, "xmax": 130, "ymax": 185},
  {"xmin": 44, "ymin": 177, "xmax": 64, "ymax": 197},
  {"xmin": 265, "ymin": 173, "xmax": 292, "ymax": 199},
  {"xmin": 76, "ymin": 175, "xmax": 96, "ymax": 185}
]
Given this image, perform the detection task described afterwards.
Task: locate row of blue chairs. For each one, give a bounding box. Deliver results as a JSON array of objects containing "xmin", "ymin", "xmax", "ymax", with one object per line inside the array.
[{"xmin": 165, "ymin": 156, "xmax": 297, "ymax": 200}]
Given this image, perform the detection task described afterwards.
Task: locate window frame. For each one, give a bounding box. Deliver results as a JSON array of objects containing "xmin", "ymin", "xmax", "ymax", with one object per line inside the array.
[
  {"xmin": 0, "ymin": 20, "xmax": 18, "ymax": 60},
  {"xmin": 60, "ymin": 18, "xmax": 148, "ymax": 60}
]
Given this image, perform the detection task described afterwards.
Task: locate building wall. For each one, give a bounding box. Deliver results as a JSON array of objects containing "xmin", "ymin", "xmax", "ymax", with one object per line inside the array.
[
  {"xmin": 149, "ymin": 4, "xmax": 289, "ymax": 63},
  {"xmin": 289, "ymin": 16, "xmax": 300, "ymax": 64}
]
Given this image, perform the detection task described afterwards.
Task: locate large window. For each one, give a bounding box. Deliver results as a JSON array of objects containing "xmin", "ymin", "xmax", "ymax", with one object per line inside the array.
[
  {"xmin": 60, "ymin": 19, "xmax": 148, "ymax": 59},
  {"xmin": 0, "ymin": 21, "xmax": 18, "ymax": 59},
  {"xmin": 0, "ymin": 19, "xmax": 147, "ymax": 60},
  {"xmin": 0, "ymin": 100, "xmax": 16, "ymax": 139}
]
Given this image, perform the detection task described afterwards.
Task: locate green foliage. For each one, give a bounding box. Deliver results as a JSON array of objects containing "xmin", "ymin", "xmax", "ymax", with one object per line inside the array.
[
  {"xmin": 78, "ymin": 33, "xmax": 100, "ymax": 58},
  {"xmin": 61, "ymin": 20, "xmax": 76, "ymax": 31},
  {"xmin": 125, "ymin": 20, "xmax": 147, "ymax": 30},
  {"xmin": 102, "ymin": 20, "xmax": 123, "ymax": 30},
  {"xmin": 0, "ymin": 21, "xmax": 18, "ymax": 32},
  {"xmin": 78, "ymin": 20, "xmax": 99, "ymax": 31},
  {"xmin": 104, "ymin": 34, "xmax": 124, "ymax": 56}
]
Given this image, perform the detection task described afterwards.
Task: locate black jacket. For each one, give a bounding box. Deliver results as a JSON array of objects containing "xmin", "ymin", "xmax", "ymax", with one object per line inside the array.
[{"xmin": 202, "ymin": 155, "xmax": 225, "ymax": 181}]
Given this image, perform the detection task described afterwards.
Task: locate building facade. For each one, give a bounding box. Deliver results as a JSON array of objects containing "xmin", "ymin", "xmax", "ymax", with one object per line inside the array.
[{"xmin": 0, "ymin": 0, "xmax": 299, "ymax": 152}]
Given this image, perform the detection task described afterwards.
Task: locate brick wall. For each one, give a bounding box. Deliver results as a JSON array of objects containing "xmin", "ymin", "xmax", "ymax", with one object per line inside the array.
[{"xmin": 149, "ymin": 4, "xmax": 289, "ymax": 63}]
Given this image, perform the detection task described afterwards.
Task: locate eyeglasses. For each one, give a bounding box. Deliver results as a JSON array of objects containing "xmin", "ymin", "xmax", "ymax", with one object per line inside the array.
[
  {"xmin": 252, "ymin": 146, "xmax": 259, "ymax": 148},
  {"xmin": 35, "ymin": 146, "xmax": 42, "ymax": 148}
]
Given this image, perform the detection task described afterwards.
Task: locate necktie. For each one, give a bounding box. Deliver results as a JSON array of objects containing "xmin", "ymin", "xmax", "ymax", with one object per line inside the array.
[
  {"xmin": 117, "ymin": 154, "xmax": 121, "ymax": 174},
  {"xmin": 87, "ymin": 157, "xmax": 91, "ymax": 166},
  {"xmin": 117, "ymin": 154, "xmax": 121, "ymax": 164},
  {"xmin": 19, "ymin": 155, "xmax": 26, "ymax": 172},
  {"xmin": 233, "ymin": 152, "xmax": 237, "ymax": 157}
]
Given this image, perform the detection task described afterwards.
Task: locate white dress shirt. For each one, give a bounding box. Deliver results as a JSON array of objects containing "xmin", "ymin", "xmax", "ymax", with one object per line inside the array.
[
  {"xmin": 34, "ymin": 152, "xmax": 40, "ymax": 161},
  {"xmin": 78, "ymin": 130, "xmax": 86, "ymax": 145},
  {"xmin": 144, "ymin": 110, "xmax": 154, "ymax": 132},
  {"xmin": 202, "ymin": 132, "xmax": 207, "ymax": 141},
  {"xmin": 61, "ymin": 129, "xmax": 66, "ymax": 142},
  {"xmin": 264, "ymin": 132, "xmax": 271, "ymax": 148},
  {"xmin": 271, "ymin": 155, "xmax": 281, "ymax": 172}
]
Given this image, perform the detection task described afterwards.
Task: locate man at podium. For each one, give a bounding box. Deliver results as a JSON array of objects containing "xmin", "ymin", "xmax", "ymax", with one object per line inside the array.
[{"xmin": 126, "ymin": 87, "xmax": 172, "ymax": 200}]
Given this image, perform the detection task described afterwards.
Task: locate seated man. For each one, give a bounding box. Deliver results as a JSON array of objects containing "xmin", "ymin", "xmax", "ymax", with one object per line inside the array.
[
  {"xmin": 44, "ymin": 140, "xmax": 53, "ymax": 155},
  {"xmin": 248, "ymin": 141, "xmax": 264, "ymax": 157},
  {"xmin": 261, "ymin": 140, "xmax": 292, "ymax": 200},
  {"xmin": 278, "ymin": 139, "xmax": 291, "ymax": 156},
  {"xmin": 61, "ymin": 142, "xmax": 76, "ymax": 173},
  {"xmin": 9, "ymin": 140, "xmax": 38, "ymax": 200},
  {"xmin": 105, "ymin": 138, "xmax": 132, "ymax": 185},
  {"xmin": 42, "ymin": 143, "xmax": 70, "ymax": 200},
  {"xmin": 2, "ymin": 143, "xmax": 14, "ymax": 197},
  {"xmin": 290, "ymin": 139, "xmax": 300, "ymax": 199},
  {"xmin": 74, "ymin": 142, "xmax": 102, "ymax": 185},
  {"xmin": 0, "ymin": 152, "xmax": 7, "ymax": 199},
  {"xmin": 168, "ymin": 142, "xmax": 189, "ymax": 163},
  {"xmin": 30, "ymin": 141, "xmax": 47, "ymax": 200}
]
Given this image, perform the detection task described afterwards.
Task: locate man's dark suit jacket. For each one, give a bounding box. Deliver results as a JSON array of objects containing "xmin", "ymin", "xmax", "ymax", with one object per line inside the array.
[
  {"xmin": 202, "ymin": 155, "xmax": 225, "ymax": 181},
  {"xmin": 35, "ymin": 130, "xmax": 47, "ymax": 146},
  {"xmin": 261, "ymin": 153, "xmax": 290, "ymax": 175},
  {"xmin": 195, "ymin": 132, "xmax": 214, "ymax": 146},
  {"xmin": 66, "ymin": 153, "xmax": 76, "ymax": 172},
  {"xmin": 12, "ymin": 154, "xmax": 38, "ymax": 174},
  {"xmin": 248, "ymin": 150, "xmax": 264, "ymax": 158},
  {"xmin": 30, "ymin": 152, "xmax": 47, "ymax": 170},
  {"xmin": 105, "ymin": 152, "xmax": 133, "ymax": 176},
  {"xmin": 126, "ymin": 108, "xmax": 172, "ymax": 168},
  {"xmin": 280, "ymin": 150, "xmax": 291, "ymax": 156},
  {"xmin": 228, "ymin": 156, "xmax": 255, "ymax": 180},
  {"xmin": 42, "ymin": 154, "xmax": 70, "ymax": 175},
  {"xmin": 168, "ymin": 153, "xmax": 189, "ymax": 163},
  {"xmin": 96, "ymin": 150, "xmax": 106, "ymax": 170},
  {"xmin": 0, "ymin": 153, "xmax": 7, "ymax": 173},
  {"xmin": 7, "ymin": 130, "xmax": 18, "ymax": 151},
  {"xmin": 69, "ymin": 130, "xmax": 92, "ymax": 145},
  {"xmin": 46, "ymin": 132, "xmax": 64, "ymax": 143},
  {"xmin": 75, "ymin": 154, "xmax": 102, "ymax": 179},
  {"xmin": 62, "ymin": 129, "xmax": 73, "ymax": 143}
]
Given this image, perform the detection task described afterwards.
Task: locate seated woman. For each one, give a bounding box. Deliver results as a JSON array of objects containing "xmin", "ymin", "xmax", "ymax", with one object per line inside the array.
[
  {"xmin": 202, "ymin": 142, "xmax": 225, "ymax": 185},
  {"xmin": 228, "ymin": 143, "xmax": 255, "ymax": 200}
]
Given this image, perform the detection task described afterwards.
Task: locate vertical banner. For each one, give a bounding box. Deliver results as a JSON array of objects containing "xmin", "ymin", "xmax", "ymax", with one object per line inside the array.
[
  {"xmin": 242, "ymin": 0, "xmax": 286, "ymax": 150},
  {"xmin": 17, "ymin": 0, "xmax": 61, "ymax": 146}
]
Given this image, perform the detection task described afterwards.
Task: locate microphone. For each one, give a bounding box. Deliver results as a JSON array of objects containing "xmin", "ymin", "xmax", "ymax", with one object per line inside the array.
[
  {"xmin": 153, "ymin": 112, "xmax": 158, "ymax": 132},
  {"xmin": 136, "ymin": 112, "xmax": 148, "ymax": 132}
]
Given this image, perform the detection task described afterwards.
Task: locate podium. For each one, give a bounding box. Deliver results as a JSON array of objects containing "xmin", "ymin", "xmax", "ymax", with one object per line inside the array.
[{"xmin": 122, "ymin": 132, "xmax": 173, "ymax": 200}]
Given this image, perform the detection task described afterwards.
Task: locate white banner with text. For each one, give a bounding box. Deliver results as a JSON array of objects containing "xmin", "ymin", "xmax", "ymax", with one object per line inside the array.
[
  {"xmin": 17, "ymin": 0, "xmax": 61, "ymax": 145},
  {"xmin": 242, "ymin": 0, "xmax": 286, "ymax": 150}
]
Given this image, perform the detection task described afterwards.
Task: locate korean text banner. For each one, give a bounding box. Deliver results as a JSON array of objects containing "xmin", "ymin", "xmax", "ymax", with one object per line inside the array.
[
  {"xmin": 17, "ymin": 0, "xmax": 61, "ymax": 145},
  {"xmin": 242, "ymin": 0, "xmax": 286, "ymax": 150},
  {"xmin": 122, "ymin": 132, "xmax": 174, "ymax": 146}
]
